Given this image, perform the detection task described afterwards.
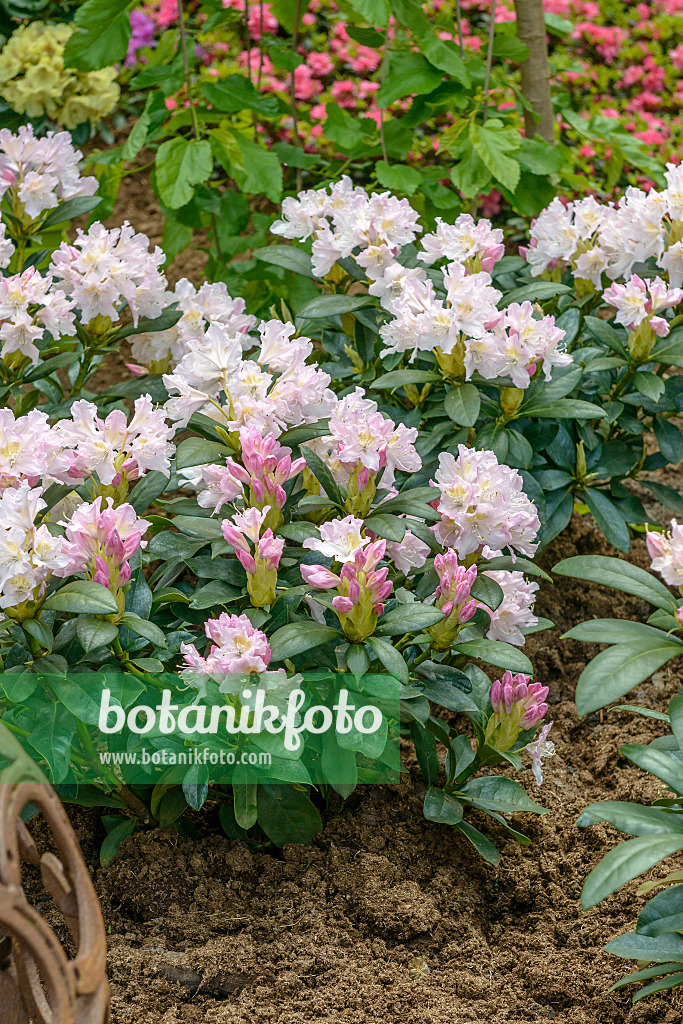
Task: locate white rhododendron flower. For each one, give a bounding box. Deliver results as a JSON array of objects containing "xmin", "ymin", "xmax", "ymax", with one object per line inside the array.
[
  {"xmin": 433, "ymin": 446, "xmax": 540, "ymax": 559},
  {"xmin": 50, "ymin": 221, "xmax": 167, "ymax": 326}
]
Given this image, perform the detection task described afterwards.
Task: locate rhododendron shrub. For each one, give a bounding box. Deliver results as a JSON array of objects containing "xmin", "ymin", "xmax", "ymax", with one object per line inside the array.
[
  {"xmin": 0, "ymin": 133, "xmax": 555, "ymax": 858},
  {"xmin": 267, "ymin": 173, "xmax": 683, "ymax": 552}
]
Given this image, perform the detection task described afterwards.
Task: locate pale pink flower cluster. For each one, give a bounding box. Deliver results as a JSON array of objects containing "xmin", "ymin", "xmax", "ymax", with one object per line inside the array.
[
  {"xmin": 432, "ymin": 447, "xmax": 540, "ymax": 559},
  {"xmin": 50, "ymin": 221, "xmax": 167, "ymax": 327},
  {"xmin": 465, "ymin": 301, "xmax": 571, "ymax": 388},
  {"xmin": 489, "ymin": 672, "xmax": 549, "ymax": 729},
  {"xmin": 180, "ymin": 612, "xmax": 273, "ymax": 674},
  {"xmin": 319, "ymin": 387, "xmax": 421, "ymax": 487},
  {"xmin": 523, "ymin": 169, "xmax": 683, "ymax": 291},
  {"xmin": 0, "ymin": 266, "xmax": 75, "ymax": 363},
  {"xmin": 163, "ymin": 319, "xmax": 334, "ymax": 434},
  {"xmin": 483, "ymin": 570, "xmax": 539, "ymax": 647},
  {"xmin": 0, "ymin": 408, "xmax": 85, "ymax": 490},
  {"xmin": 129, "ymin": 278, "xmax": 257, "ymax": 371},
  {"xmin": 198, "ymin": 427, "xmax": 306, "ymax": 514},
  {"xmin": 56, "ymin": 395, "xmax": 175, "ymax": 486},
  {"xmin": 418, "ymin": 214, "xmax": 504, "ymax": 271},
  {"xmin": 0, "ymin": 223, "xmax": 14, "ymax": 269},
  {"xmin": 646, "ymin": 519, "xmax": 683, "ymax": 587},
  {"xmin": 602, "ymin": 275, "xmax": 682, "ymax": 336},
  {"xmin": 378, "ymin": 261, "xmax": 502, "ymax": 362},
  {"xmin": 521, "ymin": 195, "xmax": 610, "ymax": 279},
  {"xmin": 221, "ymin": 505, "xmax": 284, "ymax": 575},
  {"xmin": 271, "ymin": 175, "xmax": 421, "ymax": 277},
  {"xmin": 0, "ymin": 125, "xmax": 97, "ymax": 220},
  {"xmin": 0, "ymin": 482, "xmax": 68, "ymax": 609},
  {"xmin": 55, "ymin": 497, "xmax": 150, "ymax": 590}
]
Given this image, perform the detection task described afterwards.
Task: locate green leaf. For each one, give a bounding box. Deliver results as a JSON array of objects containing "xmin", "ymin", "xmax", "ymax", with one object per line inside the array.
[
  {"xmin": 503, "ymin": 281, "xmax": 572, "ymax": 305},
  {"xmin": 43, "ymin": 581, "xmax": 119, "ymax": 616},
  {"xmin": 583, "ymin": 488, "xmax": 630, "ymax": 552},
  {"xmin": 553, "ymin": 556, "xmax": 675, "ymax": 610},
  {"xmin": 452, "ymin": 639, "xmax": 533, "ymax": 675},
  {"xmin": 444, "ymin": 383, "xmax": 481, "ymax": 427},
  {"xmin": 324, "ymin": 101, "xmax": 376, "ymax": 152},
  {"xmin": 257, "ymin": 784, "xmax": 323, "ymax": 845},
  {"xmin": 582, "ymin": 835, "xmax": 683, "ymax": 909},
  {"xmin": 641, "ymin": 480, "xmax": 683, "ymax": 516},
  {"xmin": 362, "ymin": 513, "xmax": 406, "ymax": 542},
  {"xmin": 564, "ymin": 620, "xmax": 682, "ymax": 646},
  {"xmin": 605, "ymin": 931, "xmax": 683, "ymax": 963},
  {"xmin": 638, "ymin": 886, "xmax": 683, "ymax": 937},
  {"xmin": 575, "ymin": 641, "xmax": 682, "ymax": 716},
  {"xmin": 521, "ymin": 399, "xmax": 605, "ymax": 419},
  {"xmin": 40, "ymin": 196, "xmax": 102, "ymax": 228},
  {"xmin": 375, "ymin": 161, "xmax": 422, "ymax": 196},
  {"xmin": 26, "ymin": 704, "xmax": 75, "ymax": 784},
  {"xmin": 620, "ymin": 745, "xmax": 683, "ymax": 795},
  {"xmin": 420, "ymin": 34, "xmax": 470, "ymax": 85},
  {"xmin": 654, "ymin": 418, "xmax": 683, "ymax": 464},
  {"xmin": 366, "ymin": 636, "xmax": 409, "ymax": 684},
  {"xmin": 459, "ymin": 776, "xmax": 547, "ymax": 814},
  {"xmin": 297, "ymin": 293, "xmax": 374, "ymax": 319},
  {"xmin": 453, "ymin": 820, "xmax": 500, "ymax": 865},
  {"xmin": 229, "ymin": 131, "xmax": 283, "ymax": 202},
  {"xmin": 376, "ymin": 604, "xmax": 443, "ymax": 636},
  {"xmin": 175, "ymin": 437, "xmax": 230, "ymax": 471},
  {"xmin": 232, "ymin": 763, "xmax": 258, "ymax": 829},
  {"xmin": 269, "ymin": 622, "xmax": 342, "ymax": 661},
  {"xmin": 470, "ymin": 574, "xmax": 504, "ymax": 611},
  {"xmin": 155, "ymin": 138, "xmax": 213, "ymax": 210},
  {"xmin": 119, "ymin": 613, "xmax": 167, "ymax": 649},
  {"xmin": 121, "ymin": 94, "xmax": 154, "ymax": 162},
  {"xmin": 373, "ymin": 369, "xmax": 441, "ymax": 389},
  {"xmin": 203, "ymin": 76, "xmax": 280, "ymax": 116},
  {"xmin": 100, "ymin": 819, "xmax": 136, "ymax": 867},
  {"xmin": 302, "ymin": 446, "xmax": 343, "ymax": 506},
  {"xmin": 189, "ymin": 580, "xmax": 242, "ymax": 610},
  {"xmin": 424, "ymin": 787, "xmax": 464, "ymax": 825},
  {"xmin": 469, "ymin": 120, "xmax": 521, "ymax": 193},
  {"xmin": 377, "ymin": 52, "xmax": 442, "ymax": 108},
  {"xmin": 63, "ymin": 0, "xmax": 132, "ymax": 71},
  {"xmin": 579, "ymin": 800, "xmax": 683, "ymax": 837},
  {"xmin": 252, "ymin": 245, "xmax": 314, "ymax": 278},
  {"xmin": 76, "ymin": 617, "xmax": 119, "ymax": 652},
  {"xmin": 669, "ymin": 695, "xmax": 683, "ymax": 752},
  {"xmin": 347, "ymin": 0, "xmax": 390, "ymax": 26}
]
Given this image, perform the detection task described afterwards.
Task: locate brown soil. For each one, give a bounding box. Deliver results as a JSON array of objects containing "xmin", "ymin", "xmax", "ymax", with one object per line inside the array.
[{"xmin": 24, "ymin": 514, "xmax": 683, "ymax": 1024}]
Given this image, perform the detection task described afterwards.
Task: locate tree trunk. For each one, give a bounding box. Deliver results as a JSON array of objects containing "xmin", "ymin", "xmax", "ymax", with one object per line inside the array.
[{"xmin": 513, "ymin": 0, "xmax": 555, "ymax": 143}]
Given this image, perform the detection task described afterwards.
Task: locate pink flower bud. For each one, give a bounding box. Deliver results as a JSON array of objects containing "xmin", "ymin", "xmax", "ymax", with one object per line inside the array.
[
  {"xmin": 441, "ymin": 600, "xmax": 454, "ymax": 618},
  {"xmin": 357, "ymin": 465, "xmax": 370, "ymax": 490},
  {"xmin": 251, "ymin": 478, "xmax": 265, "ymax": 503},
  {"xmin": 275, "ymin": 484, "xmax": 287, "ymax": 508},
  {"xmin": 458, "ymin": 599, "xmax": 477, "ymax": 623},
  {"xmin": 348, "ymin": 579, "xmax": 361, "ymax": 604},
  {"xmin": 221, "ymin": 522, "xmax": 250, "ymax": 552},
  {"xmin": 118, "ymin": 560, "xmax": 132, "ymax": 585},
  {"xmin": 236, "ymin": 549, "xmax": 258, "ymax": 575},
  {"xmin": 520, "ymin": 703, "xmax": 548, "ymax": 729},
  {"xmin": 332, "ymin": 595, "xmax": 355, "ymax": 614},
  {"xmin": 490, "ymin": 679, "xmax": 502, "ymax": 712},
  {"xmin": 301, "ymin": 564, "xmax": 341, "ymax": 588},
  {"xmin": 125, "ymin": 363, "xmax": 148, "ymax": 377},
  {"xmin": 93, "ymin": 557, "xmax": 110, "ymax": 588}
]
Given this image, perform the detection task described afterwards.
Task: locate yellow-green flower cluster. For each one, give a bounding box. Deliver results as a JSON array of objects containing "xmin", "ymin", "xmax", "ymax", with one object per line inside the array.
[{"xmin": 0, "ymin": 22, "xmax": 120, "ymax": 129}]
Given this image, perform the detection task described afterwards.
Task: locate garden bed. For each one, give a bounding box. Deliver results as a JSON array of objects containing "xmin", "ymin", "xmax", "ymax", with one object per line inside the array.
[{"xmin": 23, "ymin": 517, "xmax": 680, "ymax": 1024}]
